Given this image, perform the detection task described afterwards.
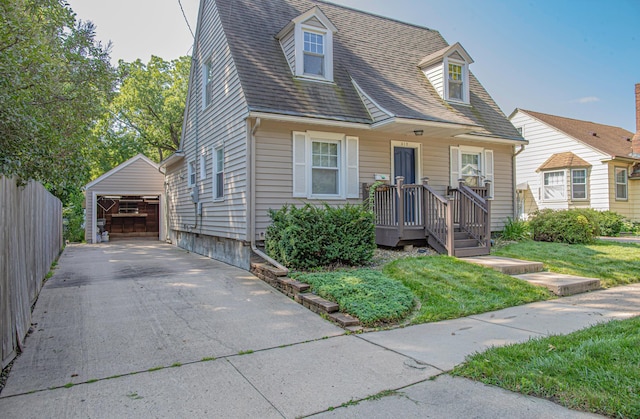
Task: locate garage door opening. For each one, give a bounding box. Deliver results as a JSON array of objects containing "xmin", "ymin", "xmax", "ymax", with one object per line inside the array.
[{"xmin": 97, "ymin": 195, "xmax": 160, "ymax": 240}]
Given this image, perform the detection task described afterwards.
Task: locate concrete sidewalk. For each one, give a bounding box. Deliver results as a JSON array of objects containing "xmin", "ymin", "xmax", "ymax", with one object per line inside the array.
[{"xmin": 1, "ymin": 241, "xmax": 637, "ymax": 418}]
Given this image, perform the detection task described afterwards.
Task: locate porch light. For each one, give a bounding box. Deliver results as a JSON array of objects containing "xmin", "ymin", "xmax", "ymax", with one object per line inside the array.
[{"xmin": 413, "ymin": 129, "xmax": 424, "ymax": 136}]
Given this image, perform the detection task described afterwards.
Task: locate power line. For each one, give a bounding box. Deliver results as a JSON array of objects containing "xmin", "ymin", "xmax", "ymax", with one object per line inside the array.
[{"xmin": 178, "ymin": 0, "xmax": 194, "ymax": 39}]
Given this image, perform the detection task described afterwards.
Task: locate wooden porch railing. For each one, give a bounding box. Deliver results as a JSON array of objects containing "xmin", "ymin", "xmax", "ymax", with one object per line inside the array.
[{"xmin": 366, "ymin": 178, "xmax": 491, "ymax": 256}]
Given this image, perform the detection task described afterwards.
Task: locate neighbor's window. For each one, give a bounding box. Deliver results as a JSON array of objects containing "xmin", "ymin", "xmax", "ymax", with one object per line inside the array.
[
  {"xmin": 571, "ymin": 169, "xmax": 587, "ymax": 199},
  {"xmin": 615, "ymin": 167, "xmax": 628, "ymax": 200},
  {"xmin": 303, "ymin": 31, "xmax": 324, "ymax": 76},
  {"xmin": 461, "ymin": 151, "xmax": 480, "ymax": 186},
  {"xmin": 311, "ymin": 140, "xmax": 339, "ymax": 195},
  {"xmin": 448, "ymin": 62, "xmax": 463, "ymax": 101},
  {"xmin": 188, "ymin": 160, "xmax": 196, "ymax": 187},
  {"xmin": 542, "ymin": 170, "xmax": 566, "ymax": 200},
  {"xmin": 214, "ymin": 146, "xmax": 224, "ymax": 199}
]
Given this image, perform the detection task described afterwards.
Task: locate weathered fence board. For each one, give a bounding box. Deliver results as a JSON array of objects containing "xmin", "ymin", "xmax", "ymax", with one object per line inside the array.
[{"xmin": 0, "ymin": 176, "xmax": 63, "ymax": 368}]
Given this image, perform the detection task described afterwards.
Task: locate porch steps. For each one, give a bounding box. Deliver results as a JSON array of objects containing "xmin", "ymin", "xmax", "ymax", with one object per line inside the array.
[
  {"xmin": 452, "ymin": 229, "xmax": 490, "ymax": 257},
  {"xmin": 250, "ymin": 262, "xmax": 362, "ymax": 328},
  {"xmin": 460, "ymin": 256, "xmax": 601, "ymax": 296}
]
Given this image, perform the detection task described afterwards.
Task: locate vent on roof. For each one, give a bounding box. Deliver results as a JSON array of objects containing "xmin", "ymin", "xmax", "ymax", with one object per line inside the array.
[{"xmin": 589, "ymin": 131, "xmax": 598, "ymax": 137}]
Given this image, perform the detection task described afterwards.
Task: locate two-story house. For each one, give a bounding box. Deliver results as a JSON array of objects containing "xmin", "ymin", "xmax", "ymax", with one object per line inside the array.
[{"xmin": 161, "ymin": 0, "xmax": 525, "ymax": 269}]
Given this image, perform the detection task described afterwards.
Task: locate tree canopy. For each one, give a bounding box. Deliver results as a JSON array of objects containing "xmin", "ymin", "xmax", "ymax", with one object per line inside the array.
[
  {"xmin": 0, "ymin": 0, "xmax": 116, "ymax": 193},
  {"xmin": 90, "ymin": 55, "xmax": 191, "ymax": 175}
]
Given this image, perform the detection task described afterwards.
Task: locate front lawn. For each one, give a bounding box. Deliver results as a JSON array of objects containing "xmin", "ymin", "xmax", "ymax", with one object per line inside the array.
[
  {"xmin": 453, "ymin": 316, "xmax": 640, "ymax": 418},
  {"xmin": 493, "ymin": 240, "xmax": 640, "ymax": 287},
  {"xmin": 292, "ymin": 269, "xmax": 415, "ymax": 327},
  {"xmin": 383, "ymin": 256, "xmax": 552, "ymax": 324}
]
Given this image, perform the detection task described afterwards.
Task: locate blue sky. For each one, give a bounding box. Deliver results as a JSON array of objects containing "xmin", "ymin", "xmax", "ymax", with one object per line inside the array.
[{"xmin": 69, "ymin": 0, "xmax": 639, "ymax": 132}]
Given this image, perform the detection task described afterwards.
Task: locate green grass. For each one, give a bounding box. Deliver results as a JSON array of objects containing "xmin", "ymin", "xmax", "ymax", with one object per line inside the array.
[
  {"xmin": 493, "ymin": 240, "xmax": 640, "ymax": 287},
  {"xmin": 453, "ymin": 316, "xmax": 640, "ymax": 418},
  {"xmin": 382, "ymin": 256, "xmax": 552, "ymax": 324},
  {"xmin": 292, "ymin": 269, "xmax": 415, "ymax": 326}
]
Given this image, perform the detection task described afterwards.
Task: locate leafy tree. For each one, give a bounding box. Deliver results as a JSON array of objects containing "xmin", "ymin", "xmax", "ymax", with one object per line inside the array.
[
  {"xmin": 0, "ymin": 0, "xmax": 116, "ymax": 191},
  {"xmin": 90, "ymin": 55, "xmax": 191, "ymax": 173}
]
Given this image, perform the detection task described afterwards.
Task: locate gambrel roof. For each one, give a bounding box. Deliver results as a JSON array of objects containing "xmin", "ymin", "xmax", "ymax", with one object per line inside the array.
[
  {"xmin": 517, "ymin": 109, "xmax": 636, "ymax": 160},
  {"xmin": 214, "ymin": 0, "xmax": 521, "ymax": 141}
]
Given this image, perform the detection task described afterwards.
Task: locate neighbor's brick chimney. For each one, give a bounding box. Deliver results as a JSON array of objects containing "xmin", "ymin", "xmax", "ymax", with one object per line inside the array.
[{"xmin": 633, "ymin": 83, "xmax": 640, "ymax": 156}]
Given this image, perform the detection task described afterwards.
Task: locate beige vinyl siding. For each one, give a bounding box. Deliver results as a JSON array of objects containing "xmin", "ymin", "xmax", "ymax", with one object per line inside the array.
[
  {"xmin": 254, "ymin": 121, "xmax": 514, "ymax": 237},
  {"xmin": 166, "ymin": 0, "xmax": 249, "ymax": 241},
  {"xmin": 608, "ymin": 161, "xmax": 640, "ymax": 221},
  {"xmin": 511, "ymin": 110, "xmax": 611, "ymax": 217},
  {"xmin": 423, "ymin": 63, "xmax": 444, "ymax": 99},
  {"xmin": 280, "ymin": 29, "xmax": 295, "ymax": 74},
  {"xmin": 304, "ymin": 16, "xmax": 326, "ymax": 29},
  {"xmin": 84, "ymin": 157, "xmax": 164, "ymax": 242}
]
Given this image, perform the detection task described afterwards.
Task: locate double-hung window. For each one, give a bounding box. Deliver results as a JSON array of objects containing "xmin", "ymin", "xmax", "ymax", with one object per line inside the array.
[
  {"xmin": 292, "ymin": 131, "xmax": 359, "ymax": 199},
  {"xmin": 615, "ymin": 167, "xmax": 628, "ymax": 200},
  {"xmin": 303, "ymin": 31, "xmax": 324, "ymax": 77},
  {"xmin": 571, "ymin": 169, "xmax": 587, "ymax": 200},
  {"xmin": 187, "ymin": 160, "xmax": 196, "ymax": 187},
  {"xmin": 460, "ymin": 151, "xmax": 480, "ymax": 186},
  {"xmin": 542, "ymin": 170, "xmax": 565, "ymax": 201},
  {"xmin": 214, "ymin": 146, "xmax": 224, "ymax": 200},
  {"xmin": 448, "ymin": 62, "xmax": 463, "ymax": 101},
  {"xmin": 311, "ymin": 140, "xmax": 339, "ymax": 195}
]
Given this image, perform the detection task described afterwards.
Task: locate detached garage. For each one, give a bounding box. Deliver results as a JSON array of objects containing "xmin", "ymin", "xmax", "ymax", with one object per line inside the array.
[{"xmin": 84, "ymin": 154, "xmax": 165, "ymax": 243}]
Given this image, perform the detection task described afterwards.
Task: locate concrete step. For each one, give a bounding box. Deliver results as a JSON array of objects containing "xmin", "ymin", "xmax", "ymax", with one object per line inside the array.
[
  {"xmin": 462, "ymin": 256, "xmax": 544, "ymax": 275},
  {"xmin": 514, "ymin": 272, "xmax": 601, "ymax": 296}
]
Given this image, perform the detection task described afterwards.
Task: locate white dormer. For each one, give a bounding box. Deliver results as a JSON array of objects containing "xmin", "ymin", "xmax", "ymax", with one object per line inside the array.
[
  {"xmin": 277, "ymin": 6, "xmax": 337, "ymax": 82},
  {"xmin": 418, "ymin": 42, "xmax": 474, "ymax": 105}
]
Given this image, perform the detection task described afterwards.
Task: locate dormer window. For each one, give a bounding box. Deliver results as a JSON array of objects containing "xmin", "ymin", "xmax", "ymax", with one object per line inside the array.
[
  {"xmin": 419, "ymin": 42, "xmax": 473, "ymax": 105},
  {"xmin": 303, "ymin": 31, "xmax": 324, "ymax": 76},
  {"xmin": 277, "ymin": 6, "xmax": 337, "ymax": 82},
  {"xmin": 448, "ymin": 62, "xmax": 464, "ymax": 101}
]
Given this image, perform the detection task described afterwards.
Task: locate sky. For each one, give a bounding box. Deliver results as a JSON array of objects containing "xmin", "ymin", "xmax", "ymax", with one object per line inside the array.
[{"xmin": 68, "ymin": 0, "xmax": 640, "ymax": 132}]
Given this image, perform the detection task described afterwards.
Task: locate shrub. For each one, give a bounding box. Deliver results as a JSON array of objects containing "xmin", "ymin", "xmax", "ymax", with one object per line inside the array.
[
  {"xmin": 592, "ymin": 210, "xmax": 625, "ymax": 237},
  {"xmin": 500, "ymin": 217, "xmax": 530, "ymax": 241},
  {"xmin": 265, "ymin": 203, "xmax": 376, "ymax": 269},
  {"xmin": 292, "ymin": 269, "xmax": 415, "ymax": 326},
  {"xmin": 528, "ymin": 209, "xmax": 598, "ymax": 244}
]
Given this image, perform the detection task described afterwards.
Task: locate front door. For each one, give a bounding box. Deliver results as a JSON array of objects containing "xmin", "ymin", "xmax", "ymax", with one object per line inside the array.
[{"xmin": 394, "ymin": 147, "xmax": 417, "ymax": 223}]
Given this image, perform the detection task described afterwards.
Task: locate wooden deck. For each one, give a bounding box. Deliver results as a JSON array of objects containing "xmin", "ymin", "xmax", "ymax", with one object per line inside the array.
[{"xmin": 366, "ymin": 178, "xmax": 491, "ymax": 257}]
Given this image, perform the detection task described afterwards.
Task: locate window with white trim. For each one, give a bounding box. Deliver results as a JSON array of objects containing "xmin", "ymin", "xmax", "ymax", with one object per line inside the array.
[
  {"xmin": 202, "ymin": 57, "xmax": 214, "ymax": 108},
  {"xmin": 448, "ymin": 62, "xmax": 463, "ymax": 101},
  {"xmin": 303, "ymin": 31, "xmax": 324, "ymax": 77},
  {"xmin": 450, "ymin": 146, "xmax": 494, "ymax": 197},
  {"xmin": 214, "ymin": 146, "xmax": 224, "ymax": 199},
  {"xmin": 199, "ymin": 153, "xmax": 207, "ymax": 180},
  {"xmin": 187, "ymin": 160, "xmax": 196, "ymax": 187},
  {"xmin": 571, "ymin": 169, "xmax": 587, "ymax": 200},
  {"xmin": 542, "ymin": 170, "xmax": 566, "ymax": 201},
  {"xmin": 292, "ymin": 131, "xmax": 359, "ymax": 199},
  {"xmin": 615, "ymin": 167, "xmax": 628, "ymax": 200}
]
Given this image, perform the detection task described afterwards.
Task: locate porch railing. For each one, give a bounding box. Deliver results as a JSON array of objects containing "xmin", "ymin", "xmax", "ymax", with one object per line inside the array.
[{"xmin": 366, "ymin": 178, "xmax": 491, "ymax": 256}]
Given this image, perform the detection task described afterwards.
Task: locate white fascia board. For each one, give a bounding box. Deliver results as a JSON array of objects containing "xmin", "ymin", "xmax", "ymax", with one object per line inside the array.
[
  {"xmin": 159, "ymin": 152, "xmax": 185, "ymax": 169},
  {"xmin": 454, "ymin": 133, "xmax": 529, "ymax": 145},
  {"xmin": 371, "ymin": 117, "xmax": 477, "ymax": 131},
  {"xmin": 248, "ymin": 111, "xmax": 370, "ymax": 130}
]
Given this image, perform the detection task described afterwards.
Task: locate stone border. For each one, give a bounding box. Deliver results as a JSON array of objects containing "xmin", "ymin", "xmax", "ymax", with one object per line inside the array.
[{"xmin": 251, "ymin": 263, "xmax": 361, "ymax": 329}]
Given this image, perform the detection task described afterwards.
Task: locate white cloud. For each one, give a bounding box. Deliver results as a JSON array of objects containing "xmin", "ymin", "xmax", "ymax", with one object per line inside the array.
[{"xmin": 572, "ymin": 96, "xmax": 600, "ymax": 104}]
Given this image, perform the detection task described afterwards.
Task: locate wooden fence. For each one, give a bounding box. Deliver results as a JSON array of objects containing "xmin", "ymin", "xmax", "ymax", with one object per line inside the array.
[{"xmin": 0, "ymin": 176, "xmax": 63, "ymax": 368}]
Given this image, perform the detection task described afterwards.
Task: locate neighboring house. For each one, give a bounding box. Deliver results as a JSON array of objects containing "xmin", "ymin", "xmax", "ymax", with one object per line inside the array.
[
  {"xmin": 510, "ymin": 91, "xmax": 640, "ymax": 221},
  {"xmin": 84, "ymin": 154, "xmax": 165, "ymax": 243},
  {"xmin": 161, "ymin": 0, "xmax": 525, "ymax": 269}
]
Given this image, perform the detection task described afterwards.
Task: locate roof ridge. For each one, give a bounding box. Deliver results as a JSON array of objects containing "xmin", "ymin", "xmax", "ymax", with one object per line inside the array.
[
  {"xmin": 520, "ymin": 109, "xmax": 628, "ymax": 131},
  {"xmin": 318, "ymin": 0, "xmax": 438, "ymax": 33}
]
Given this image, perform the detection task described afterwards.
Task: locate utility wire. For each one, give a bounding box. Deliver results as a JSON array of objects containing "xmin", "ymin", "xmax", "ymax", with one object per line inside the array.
[{"xmin": 178, "ymin": 0, "xmax": 195, "ymax": 39}]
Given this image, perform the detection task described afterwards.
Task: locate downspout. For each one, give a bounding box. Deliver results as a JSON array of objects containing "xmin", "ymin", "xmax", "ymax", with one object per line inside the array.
[
  {"xmin": 158, "ymin": 166, "xmax": 170, "ymax": 242},
  {"xmin": 248, "ymin": 117, "xmax": 289, "ymax": 274},
  {"xmin": 513, "ymin": 144, "xmax": 526, "ymax": 218}
]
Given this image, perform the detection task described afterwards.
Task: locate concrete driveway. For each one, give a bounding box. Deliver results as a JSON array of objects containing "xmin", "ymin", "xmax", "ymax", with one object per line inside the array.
[{"xmin": 0, "ymin": 241, "xmax": 436, "ymax": 418}]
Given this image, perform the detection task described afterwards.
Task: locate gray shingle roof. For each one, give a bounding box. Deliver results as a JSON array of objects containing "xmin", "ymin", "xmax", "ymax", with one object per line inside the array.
[{"xmin": 215, "ymin": 0, "xmax": 520, "ymax": 140}]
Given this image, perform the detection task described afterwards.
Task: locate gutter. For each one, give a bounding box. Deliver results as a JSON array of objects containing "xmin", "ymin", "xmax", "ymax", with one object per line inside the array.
[
  {"xmin": 513, "ymin": 144, "xmax": 526, "ymax": 219},
  {"xmin": 248, "ymin": 117, "xmax": 289, "ymax": 274}
]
